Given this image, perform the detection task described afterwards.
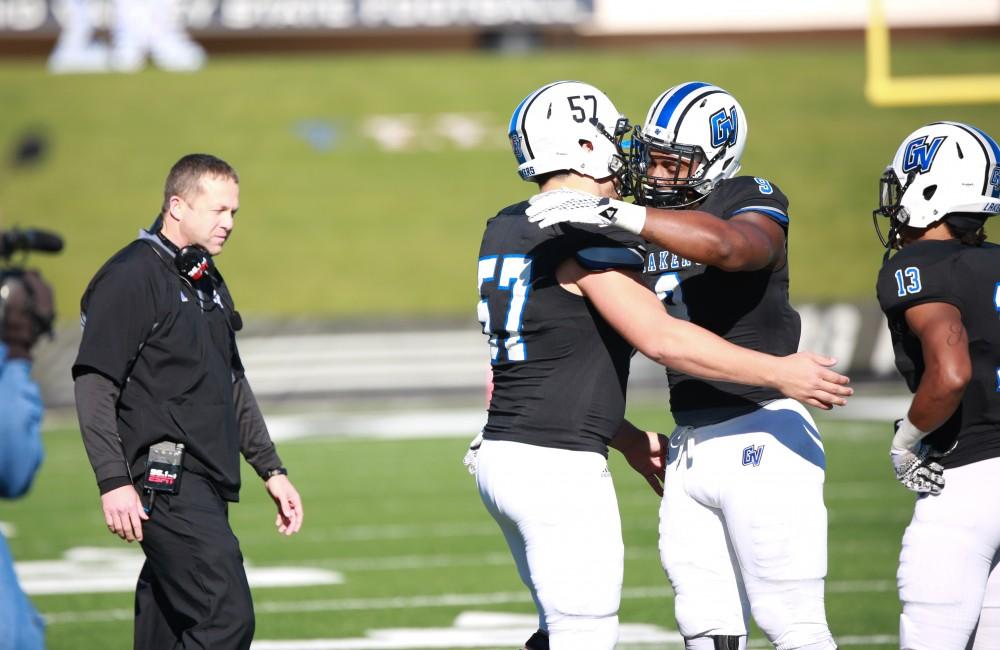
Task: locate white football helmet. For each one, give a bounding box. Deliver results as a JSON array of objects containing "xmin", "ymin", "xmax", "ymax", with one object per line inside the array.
[
  {"xmin": 629, "ymin": 81, "xmax": 747, "ymax": 207},
  {"xmin": 874, "ymin": 121, "xmax": 1000, "ymax": 248},
  {"xmin": 508, "ymin": 80, "xmax": 629, "ymax": 184}
]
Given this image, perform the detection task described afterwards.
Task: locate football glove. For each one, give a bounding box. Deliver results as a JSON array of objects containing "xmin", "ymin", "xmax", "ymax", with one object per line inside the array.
[
  {"xmin": 890, "ymin": 419, "xmax": 946, "ymax": 495},
  {"xmin": 526, "ymin": 189, "xmax": 647, "ymax": 235},
  {"xmin": 462, "ymin": 430, "xmax": 483, "ymax": 476}
]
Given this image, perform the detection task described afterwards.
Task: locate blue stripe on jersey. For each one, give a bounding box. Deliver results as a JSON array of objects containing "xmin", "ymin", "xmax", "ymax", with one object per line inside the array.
[
  {"xmin": 732, "ymin": 206, "xmax": 790, "ymax": 224},
  {"xmin": 967, "ymin": 124, "xmax": 1000, "ymax": 198},
  {"xmin": 655, "ymin": 81, "xmax": 712, "ymax": 129}
]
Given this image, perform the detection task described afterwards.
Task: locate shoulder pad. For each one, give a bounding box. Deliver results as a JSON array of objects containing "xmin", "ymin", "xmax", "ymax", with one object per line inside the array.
[
  {"xmin": 876, "ymin": 243, "xmax": 959, "ymax": 314},
  {"xmin": 575, "ymin": 246, "xmax": 645, "ymax": 271},
  {"xmin": 716, "ymin": 177, "xmax": 789, "ymax": 226}
]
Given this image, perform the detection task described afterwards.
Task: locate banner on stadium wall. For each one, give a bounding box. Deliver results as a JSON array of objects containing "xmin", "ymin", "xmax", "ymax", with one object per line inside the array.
[
  {"xmin": 0, "ymin": 0, "xmax": 595, "ymax": 34},
  {"xmin": 586, "ymin": 0, "xmax": 1000, "ymax": 34}
]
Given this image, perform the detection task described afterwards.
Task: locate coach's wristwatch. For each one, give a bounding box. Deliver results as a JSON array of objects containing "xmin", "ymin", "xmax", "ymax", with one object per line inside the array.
[{"xmin": 263, "ymin": 467, "xmax": 288, "ymax": 480}]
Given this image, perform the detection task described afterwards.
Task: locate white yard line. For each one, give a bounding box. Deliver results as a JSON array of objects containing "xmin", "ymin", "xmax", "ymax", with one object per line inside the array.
[
  {"xmin": 265, "ymin": 396, "xmax": 906, "ymax": 444},
  {"xmin": 43, "ymin": 579, "xmax": 895, "ymax": 625}
]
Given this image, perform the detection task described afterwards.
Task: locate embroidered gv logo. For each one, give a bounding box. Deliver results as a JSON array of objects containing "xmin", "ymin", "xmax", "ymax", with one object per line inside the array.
[{"xmin": 742, "ymin": 444, "xmax": 765, "ymax": 467}]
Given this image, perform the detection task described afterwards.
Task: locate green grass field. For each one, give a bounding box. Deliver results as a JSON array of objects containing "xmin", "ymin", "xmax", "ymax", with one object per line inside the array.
[
  {"xmin": 0, "ymin": 39, "xmax": 998, "ymax": 321},
  {"xmin": 3, "ymin": 406, "xmax": 912, "ymax": 649}
]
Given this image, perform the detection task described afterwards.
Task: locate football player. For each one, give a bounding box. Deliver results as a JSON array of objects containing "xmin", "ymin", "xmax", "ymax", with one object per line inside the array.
[
  {"xmin": 874, "ymin": 121, "xmax": 1000, "ymax": 650},
  {"xmin": 526, "ymin": 82, "xmax": 838, "ymax": 650},
  {"xmin": 478, "ymin": 80, "xmax": 852, "ymax": 650}
]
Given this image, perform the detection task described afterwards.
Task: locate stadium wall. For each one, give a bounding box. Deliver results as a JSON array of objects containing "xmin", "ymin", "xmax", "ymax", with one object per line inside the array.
[
  {"xmin": 32, "ymin": 301, "xmax": 899, "ymax": 409},
  {"xmin": 0, "ymin": 0, "xmax": 997, "ymax": 55}
]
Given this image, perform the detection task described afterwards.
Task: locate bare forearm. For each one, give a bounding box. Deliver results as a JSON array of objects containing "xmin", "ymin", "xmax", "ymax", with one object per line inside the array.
[
  {"xmin": 641, "ymin": 209, "xmax": 774, "ymax": 271},
  {"xmin": 644, "ymin": 318, "xmax": 780, "ymax": 388},
  {"xmin": 609, "ymin": 419, "xmax": 645, "ymax": 454},
  {"xmin": 905, "ymin": 305, "xmax": 970, "ymax": 434},
  {"xmin": 909, "ymin": 370, "xmax": 966, "ymax": 432}
]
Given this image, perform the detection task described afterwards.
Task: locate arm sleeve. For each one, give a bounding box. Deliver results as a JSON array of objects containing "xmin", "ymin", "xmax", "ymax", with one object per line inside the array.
[
  {"xmin": 0, "ymin": 348, "xmax": 44, "ymax": 499},
  {"xmin": 234, "ymin": 376, "xmax": 283, "ymax": 479},
  {"xmin": 73, "ymin": 371, "xmax": 132, "ymax": 493}
]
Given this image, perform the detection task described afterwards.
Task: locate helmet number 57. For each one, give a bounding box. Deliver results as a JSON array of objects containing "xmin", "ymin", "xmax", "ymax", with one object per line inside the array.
[{"xmin": 568, "ymin": 95, "xmax": 598, "ymax": 123}]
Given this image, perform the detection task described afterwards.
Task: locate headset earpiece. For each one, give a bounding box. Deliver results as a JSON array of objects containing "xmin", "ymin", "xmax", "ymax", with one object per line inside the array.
[{"xmin": 175, "ymin": 245, "xmax": 212, "ymax": 282}]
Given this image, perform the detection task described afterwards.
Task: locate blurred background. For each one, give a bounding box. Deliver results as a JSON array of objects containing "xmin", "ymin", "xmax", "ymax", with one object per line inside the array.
[{"xmin": 1, "ymin": 1, "xmax": 999, "ymax": 648}]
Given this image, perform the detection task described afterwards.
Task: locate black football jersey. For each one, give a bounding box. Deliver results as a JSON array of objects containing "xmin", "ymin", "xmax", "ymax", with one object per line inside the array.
[
  {"xmin": 479, "ymin": 200, "xmax": 646, "ymax": 455},
  {"xmin": 876, "ymin": 239, "xmax": 1000, "ymax": 469},
  {"xmin": 640, "ymin": 176, "xmax": 801, "ymax": 425}
]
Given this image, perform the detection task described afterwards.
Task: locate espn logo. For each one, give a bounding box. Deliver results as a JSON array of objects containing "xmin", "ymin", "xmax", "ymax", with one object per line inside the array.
[{"xmin": 147, "ymin": 468, "xmax": 177, "ymax": 486}]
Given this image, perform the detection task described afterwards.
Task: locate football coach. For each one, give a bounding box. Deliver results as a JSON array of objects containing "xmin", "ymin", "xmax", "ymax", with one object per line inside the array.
[{"xmin": 72, "ymin": 153, "xmax": 303, "ymax": 649}]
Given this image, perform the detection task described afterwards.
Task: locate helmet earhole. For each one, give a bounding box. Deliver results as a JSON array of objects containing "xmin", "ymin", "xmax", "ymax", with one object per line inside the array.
[{"xmin": 923, "ymin": 185, "xmax": 938, "ymax": 200}]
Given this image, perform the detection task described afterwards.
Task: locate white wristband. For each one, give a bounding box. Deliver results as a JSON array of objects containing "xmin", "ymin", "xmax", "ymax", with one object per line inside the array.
[
  {"xmin": 603, "ymin": 199, "xmax": 647, "ymax": 235},
  {"xmin": 892, "ymin": 415, "xmax": 928, "ymax": 451}
]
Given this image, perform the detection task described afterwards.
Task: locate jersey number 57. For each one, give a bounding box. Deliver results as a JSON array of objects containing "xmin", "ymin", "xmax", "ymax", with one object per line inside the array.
[{"xmin": 478, "ymin": 255, "xmax": 533, "ymax": 363}]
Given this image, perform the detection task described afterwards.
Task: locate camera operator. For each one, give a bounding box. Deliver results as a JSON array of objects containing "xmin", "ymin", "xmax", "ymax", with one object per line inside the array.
[
  {"xmin": 72, "ymin": 154, "xmax": 303, "ymax": 649},
  {"xmin": 0, "ymin": 269, "xmax": 54, "ymax": 650}
]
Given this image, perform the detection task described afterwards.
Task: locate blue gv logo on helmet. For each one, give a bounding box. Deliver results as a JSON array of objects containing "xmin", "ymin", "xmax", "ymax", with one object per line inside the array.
[
  {"xmin": 709, "ymin": 107, "xmax": 739, "ymax": 148},
  {"xmin": 902, "ymin": 135, "xmax": 946, "ymax": 174}
]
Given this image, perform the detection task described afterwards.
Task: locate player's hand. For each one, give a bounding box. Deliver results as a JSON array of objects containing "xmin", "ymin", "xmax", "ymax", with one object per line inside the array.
[
  {"xmin": 526, "ymin": 189, "xmax": 647, "ymax": 235},
  {"xmin": 890, "ymin": 419, "xmax": 949, "ymax": 495},
  {"xmin": 462, "ymin": 430, "xmax": 484, "ymax": 476},
  {"xmin": 890, "ymin": 444, "xmax": 945, "ymax": 495},
  {"xmin": 101, "ymin": 485, "xmax": 148, "ymax": 543},
  {"xmin": 615, "ymin": 429, "xmax": 668, "ymax": 496},
  {"xmin": 266, "ymin": 474, "xmax": 304, "ymax": 536},
  {"xmin": 772, "ymin": 352, "xmax": 852, "ymax": 409}
]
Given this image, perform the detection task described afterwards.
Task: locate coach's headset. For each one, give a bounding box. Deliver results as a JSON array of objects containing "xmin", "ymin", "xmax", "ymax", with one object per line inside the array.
[{"xmin": 145, "ymin": 215, "xmax": 243, "ymax": 332}]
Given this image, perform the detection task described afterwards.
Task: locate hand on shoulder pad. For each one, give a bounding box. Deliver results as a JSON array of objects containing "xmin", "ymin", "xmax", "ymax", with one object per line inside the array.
[{"xmin": 526, "ymin": 189, "xmax": 646, "ymax": 235}]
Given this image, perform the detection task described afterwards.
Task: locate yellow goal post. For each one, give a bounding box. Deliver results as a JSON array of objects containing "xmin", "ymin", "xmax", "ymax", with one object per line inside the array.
[{"xmin": 865, "ymin": 0, "xmax": 1000, "ymax": 106}]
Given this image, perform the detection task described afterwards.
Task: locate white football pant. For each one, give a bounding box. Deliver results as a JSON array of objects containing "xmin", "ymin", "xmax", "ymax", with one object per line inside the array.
[
  {"xmin": 898, "ymin": 456, "xmax": 1000, "ymax": 650},
  {"xmin": 659, "ymin": 399, "xmax": 836, "ymax": 650},
  {"xmin": 476, "ymin": 439, "xmax": 622, "ymax": 650}
]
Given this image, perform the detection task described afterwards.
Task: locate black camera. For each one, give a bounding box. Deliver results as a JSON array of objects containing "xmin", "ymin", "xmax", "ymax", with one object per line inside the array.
[{"xmin": 0, "ymin": 228, "xmax": 63, "ymax": 260}]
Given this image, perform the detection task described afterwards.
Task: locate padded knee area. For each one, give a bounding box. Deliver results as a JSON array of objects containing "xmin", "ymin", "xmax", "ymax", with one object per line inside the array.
[
  {"xmin": 898, "ymin": 523, "xmax": 994, "ymax": 649},
  {"xmin": 748, "ymin": 579, "xmax": 833, "ymax": 650},
  {"xmin": 547, "ymin": 613, "xmax": 617, "ymax": 650}
]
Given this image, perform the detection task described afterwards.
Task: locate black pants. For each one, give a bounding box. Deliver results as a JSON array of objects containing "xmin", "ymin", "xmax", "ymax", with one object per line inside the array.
[{"xmin": 134, "ymin": 473, "xmax": 254, "ymax": 650}]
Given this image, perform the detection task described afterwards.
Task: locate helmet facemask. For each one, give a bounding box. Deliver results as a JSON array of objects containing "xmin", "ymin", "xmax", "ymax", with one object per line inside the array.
[
  {"xmin": 874, "ymin": 121, "xmax": 1000, "ymax": 251},
  {"xmin": 590, "ymin": 115, "xmax": 633, "ymax": 197},
  {"xmin": 629, "ymin": 128, "xmax": 716, "ymax": 207},
  {"xmin": 632, "ymin": 82, "xmax": 748, "ymax": 208},
  {"xmin": 873, "ymin": 166, "xmax": 915, "ymax": 249}
]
